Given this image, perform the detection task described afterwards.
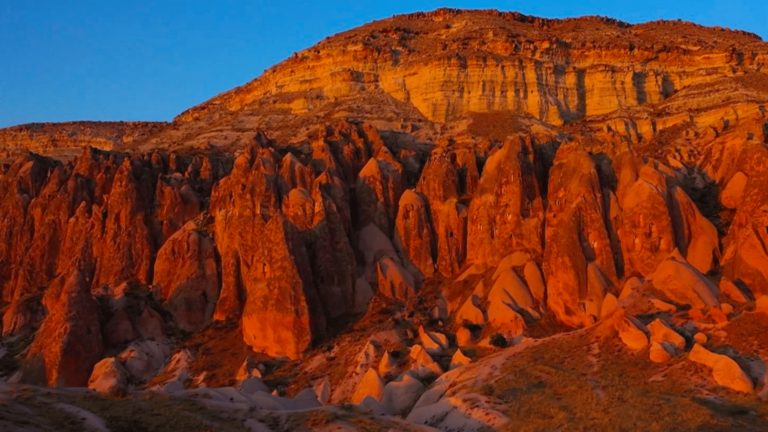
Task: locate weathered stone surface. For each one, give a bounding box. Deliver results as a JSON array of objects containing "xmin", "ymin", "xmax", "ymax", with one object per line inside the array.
[
  {"xmin": 648, "ymin": 250, "xmax": 719, "ymax": 308},
  {"xmin": 88, "ymin": 357, "xmax": 128, "ymax": 393},
  {"xmin": 92, "ymin": 159, "xmax": 156, "ymax": 289},
  {"xmin": 377, "ymin": 257, "xmax": 417, "ymax": 302},
  {"xmin": 467, "ymin": 136, "xmax": 543, "ymax": 268},
  {"xmin": 356, "ymin": 149, "xmax": 403, "ymax": 236},
  {"xmin": 647, "ymin": 319, "xmax": 686, "ymax": 351},
  {"xmin": 417, "ymin": 152, "xmax": 466, "ymax": 277},
  {"xmin": 394, "ymin": 190, "xmax": 435, "ymax": 280},
  {"xmin": 210, "ymin": 145, "xmax": 281, "ymax": 321},
  {"xmin": 612, "ymin": 309, "xmax": 649, "ymax": 350},
  {"xmin": 240, "ymin": 215, "xmax": 326, "ymax": 359},
  {"xmin": 689, "ymin": 344, "xmax": 754, "ymax": 393},
  {"xmin": 25, "ymin": 270, "xmax": 103, "ymax": 387},
  {"xmin": 543, "ymin": 143, "xmax": 617, "ymax": 327},
  {"xmin": 380, "ymin": 373, "xmax": 425, "ymax": 416},
  {"xmin": 153, "ymin": 221, "xmax": 220, "ymax": 332},
  {"xmin": 155, "ymin": 174, "xmax": 201, "ymax": 243},
  {"xmin": 351, "ymin": 368, "xmax": 385, "ymax": 404}
]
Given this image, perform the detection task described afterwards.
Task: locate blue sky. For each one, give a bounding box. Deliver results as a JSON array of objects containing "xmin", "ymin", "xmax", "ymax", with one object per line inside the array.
[{"xmin": 1, "ymin": 0, "xmax": 766, "ymax": 128}]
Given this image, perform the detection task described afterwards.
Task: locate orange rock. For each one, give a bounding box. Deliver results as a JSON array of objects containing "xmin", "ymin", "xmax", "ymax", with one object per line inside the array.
[
  {"xmin": 25, "ymin": 270, "xmax": 103, "ymax": 387},
  {"xmin": 670, "ymin": 186, "xmax": 719, "ymax": 274},
  {"xmin": 466, "ymin": 136, "xmax": 543, "ymax": 268},
  {"xmin": 612, "ymin": 309, "xmax": 649, "ymax": 350},
  {"xmin": 394, "ymin": 190, "xmax": 435, "ymax": 279},
  {"xmin": 522, "ymin": 261, "xmax": 547, "ymax": 304},
  {"xmin": 377, "ymin": 257, "xmax": 417, "ymax": 302},
  {"xmin": 456, "ymin": 295, "xmax": 486, "ymax": 325},
  {"xmin": 155, "ymin": 174, "xmax": 201, "ymax": 243},
  {"xmin": 210, "ymin": 146, "xmax": 281, "ymax": 321},
  {"xmin": 719, "ymin": 277, "xmax": 750, "ymax": 303},
  {"xmin": 240, "ymin": 215, "xmax": 326, "ymax": 359},
  {"xmin": 351, "ymin": 368, "xmax": 385, "ymax": 404},
  {"xmin": 648, "ymin": 250, "xmax": 719, "ymax": 308},
  {"xmin": 88, "ymin": 357, "xmax": 128, "ymax": 393},
  {"xmin": 543, "ymin": 143, "xmax": 617, "ymax": 327},
  {"xmin": 647, "ymin": 319, "xmax": 686, "ymax": 350},
  {"xmin": 417, "ymin": 152, "xmax": 466, "ymax": 277},
  {"xmin": 278, "ymin": 152, "xmax": 314, "ymax": 197},
  {"xmin": 450, "ymin": 349, "xmax": 472, "ymax": 369},
  {"xmin": 689, "ymin": 344, "xmax": 754, "ymax": 393},
  {"xmin": 707, "ymin": 307, "xmax": 729, "ymax": 324},
  {"xmin": 153, "ymin": 221, "xmax": 220, "ymax": 332},
  {"xmin": 356, "ymin": 155, "xmax": 402, "ymax": 236},
  {"xmin": 92, "ymin": 158, "xmax": 156, "ymax": 289}
]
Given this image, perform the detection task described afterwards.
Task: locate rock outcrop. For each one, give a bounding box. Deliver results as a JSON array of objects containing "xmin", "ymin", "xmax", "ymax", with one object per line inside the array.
[{"xmin": 25, "ymin": 270, "xmax": 103, "ymax": 387}]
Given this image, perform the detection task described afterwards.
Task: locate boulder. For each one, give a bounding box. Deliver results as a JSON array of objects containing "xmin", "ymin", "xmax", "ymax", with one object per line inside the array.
[
  {"xmin": 689, "ymin": 344, "xmax": 754, "ymax": 393},
  {"xmin": 135, "ymin": 306, "xmax": 166, "ymax": 340},
  {"xmin": 117, "ymin": 339, "xmax": 171, "ymax": 383},
  {"xmin": 648, "ymin": 251, "xmax": 719, "ymax": 308},
  {"xmin": 409, "ymin": 344, "xmax": 443, "ymax": 378},
  {"xmin": 649, "ymin": 342, "xmax": 674, "ymax": 363},
  {"xmin": 380, "ymin": 373, "xmax": 426, "ymax": 416},
  {"xmin": 104, "ymin": 308, "xmax": 139, "ymax": 346},
  {"xmin": 612, "ymin": 310, "xmax": 649, "ymax": 350},
  {"xmin": 376, "ymin": 257, "xmax": 417, "ymax": 302},
  {"xmin": 88, "ymin": 357, "xmax": 128, "ymax": 393},
  {"xmin": 450, "ymin": 349, "xmax": 472, "ymax": 369},
  {"xmin": 418, "ymin": 326, "xmax": 449, "ymax": 355},
  {"xmin": 647, "ymin": 319, "xmax": 686, "ymax": 351},
  {"xmin": 351, "ymin": 368, "xmax": 385, "ymax": 404},
  {"xmin": 522, "ymin": 261, "xmax": 547, "ymax": 304},
  {"xmin": 313, "ymin": 377, "xmax": 332, "ymax": 405}
]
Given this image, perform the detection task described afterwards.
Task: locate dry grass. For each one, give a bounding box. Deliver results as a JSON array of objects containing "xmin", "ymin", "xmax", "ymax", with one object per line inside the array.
[
  {"xmin": 181, "ymin": 320, "xmax": 261, "ymax": 388},
  {"xmin": 480, "ymin": 326, "xmax": 768, "ymax": 432}
]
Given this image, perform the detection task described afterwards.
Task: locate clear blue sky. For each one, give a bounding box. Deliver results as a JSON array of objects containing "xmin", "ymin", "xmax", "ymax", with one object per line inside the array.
[{"xmin": 1, "ymin": 0, "xmax": 766, "ymax": 128}]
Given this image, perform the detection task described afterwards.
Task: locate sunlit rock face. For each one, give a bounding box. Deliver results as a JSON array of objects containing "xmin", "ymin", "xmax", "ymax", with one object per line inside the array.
[{"xmin": 5, "ymin": 13, "xmax": 768, "ymax": 431}]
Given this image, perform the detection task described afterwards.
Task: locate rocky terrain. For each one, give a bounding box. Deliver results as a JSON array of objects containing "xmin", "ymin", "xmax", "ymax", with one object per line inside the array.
[{"xmin": 2, "ymin": 8, "xmax": 768, "ymax": 432}]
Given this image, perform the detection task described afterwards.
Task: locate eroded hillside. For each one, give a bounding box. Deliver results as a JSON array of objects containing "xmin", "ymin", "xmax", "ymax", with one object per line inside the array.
[{"xmin": 2, "ymin": 8, "xmax": 768, "ymax": 432}]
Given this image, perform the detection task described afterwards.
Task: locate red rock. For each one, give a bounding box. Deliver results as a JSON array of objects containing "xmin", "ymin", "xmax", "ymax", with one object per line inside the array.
[
  {"xmin": 689, "ymin": 344, "xmax": 754, "ymax": 393},
  {"xmin": 210, "ymin": 146, "xmax": 281, "ymax": 320},
  {"xmin": 153, "ymin": 221, "xmax": 220, "ymax": 332},
  {"xmin": 135, "ymin": 306, "xmax": 165, "ymax": 340},
  {"xmin": 104, "ymin": 308, "xmax": 139, "ymax": 346},
  {"xmin": 417, "ymin": 152, "xmax": 466, "ymax": 277},
  {"xmin": 467, "ymin": 136, "xmax": 543, "ymax": 269},
  {"xmin": 92, "ymin": 159, "xmax": 156, "ymax": 289},
  {"xmin": 543, "ymin": 143, "xmax": 617, "ymax": 327},
  {"xmin": 241, "ymin": 215, "xmax": 326, "ymax": 359},
  {"xmin": 309, "ymin": 185, "xmax": 357, "ymax": 318},
  {"xmin": 155, "ymin": 173, "xmax": 201, "ymax": 243},
  {"xmin": 394, "ymin": 189, "xmax": 435, "ymax": 279},
  {"xmin": 376, "ymin": 257, "xmax": 417, "ymax": 302},
  {"xmin": 669, "ymin": 186, "xmax": 719, "ymax": 274},
  {"xmin": 278, "ymin": 152, "xmax": 314, "ymax": 197},
  {"xmin": 25, "ymin": 270, "xmax": 103, "ymax": 387}
]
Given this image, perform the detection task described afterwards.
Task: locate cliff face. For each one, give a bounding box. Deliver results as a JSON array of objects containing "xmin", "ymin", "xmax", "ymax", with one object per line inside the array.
[
  {"xmin": 3, "ymin": 10, "xmax": 768, "ymax": 429},
  {"xmin": 0, "ymin": 121, "xmax": 168, "ymax": 159}
]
